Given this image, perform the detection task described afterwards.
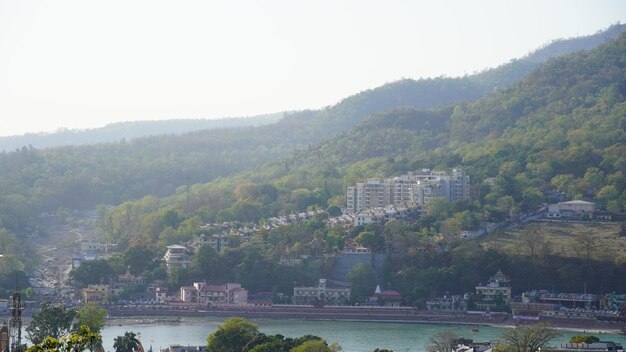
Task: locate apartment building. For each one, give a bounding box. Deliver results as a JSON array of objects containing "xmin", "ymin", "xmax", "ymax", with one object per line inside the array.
[{"xmin": 346, "ymin": 169, "xmax": 470, "ymax": 213}]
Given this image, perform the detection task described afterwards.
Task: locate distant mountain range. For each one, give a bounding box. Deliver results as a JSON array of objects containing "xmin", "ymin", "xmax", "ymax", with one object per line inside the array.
[
  {"xmin": 1, "ymin": 23, "xmax": 624, "ymax": 152},
  {"xmin": 0, "ymin": 113, "xmax": 283, "ymax": 151}
]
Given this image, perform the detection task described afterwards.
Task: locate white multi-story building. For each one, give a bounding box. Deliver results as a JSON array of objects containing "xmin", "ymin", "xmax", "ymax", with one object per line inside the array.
[
  {"xmin": 293, "ymin": 279, "xmax": 350, "ymax": 305},
  {"xmin": 346, "ymin": 169, "xmax": 470, "ymax": 213},
  {"xmin": 163, "ymin": 245, "xmax": 190, "ymax": 273}
]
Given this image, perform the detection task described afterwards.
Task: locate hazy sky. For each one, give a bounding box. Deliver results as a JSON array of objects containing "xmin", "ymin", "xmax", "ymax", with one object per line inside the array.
[{"xmin": 0, "ymin": 1, "xmax": 624, "ymax": 137}]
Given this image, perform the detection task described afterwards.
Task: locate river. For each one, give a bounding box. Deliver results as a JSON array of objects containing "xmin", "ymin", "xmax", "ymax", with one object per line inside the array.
[{"xmin": 101, "ymin": 317, "xmax": 626, "ymax": 352}]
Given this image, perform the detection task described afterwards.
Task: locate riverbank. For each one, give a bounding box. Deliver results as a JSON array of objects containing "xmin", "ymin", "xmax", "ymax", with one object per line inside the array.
[{"xmin": 105, "ymin": 306, "xmax": 626, "ymax": 333}]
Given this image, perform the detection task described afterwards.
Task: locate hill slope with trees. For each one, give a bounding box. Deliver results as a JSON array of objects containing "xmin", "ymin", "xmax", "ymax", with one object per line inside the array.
[
  {"xmin": 93, "ymin": 31, "xmax": 626, "ymax": 301},
  {"xmin": 1, "ymin": 25, "xmax": 624, "ymax": 237}
]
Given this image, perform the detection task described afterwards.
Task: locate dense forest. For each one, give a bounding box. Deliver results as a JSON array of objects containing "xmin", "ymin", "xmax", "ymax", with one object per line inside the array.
[
  {"xmin": 84, "ymin": 32, "xmax": 626, "ymax": 302},
  {"xmin": 1, "ymin": 25, "xmax": 626, "ymax": 304},
  {"xmin": 1, "ymin": 24, "xmax": 624, "ymax": 238}
]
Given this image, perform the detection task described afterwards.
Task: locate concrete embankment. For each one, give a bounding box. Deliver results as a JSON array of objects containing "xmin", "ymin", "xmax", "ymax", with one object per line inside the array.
[{"xmin": 105, "ymin": 306, "xmax": 625, "ymax": 332}]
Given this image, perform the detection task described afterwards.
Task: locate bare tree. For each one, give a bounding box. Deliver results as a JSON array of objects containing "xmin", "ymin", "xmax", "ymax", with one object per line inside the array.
[
  {"xmin": 427, "ymin": 330, "xmax": 458, "ymax": 352},
  {"xmin": 519, "ymin": 224, "xmax": 548, "ymax": 259},
  {"xmin": 499, "ymin": 323, "xmax": 562, "ymax": 352}
]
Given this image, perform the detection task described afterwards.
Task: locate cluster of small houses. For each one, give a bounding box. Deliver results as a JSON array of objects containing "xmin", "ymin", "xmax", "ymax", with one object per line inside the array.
[{"xmin": 440, "ymin": 339, "xmax": 624, "ymax": 352}]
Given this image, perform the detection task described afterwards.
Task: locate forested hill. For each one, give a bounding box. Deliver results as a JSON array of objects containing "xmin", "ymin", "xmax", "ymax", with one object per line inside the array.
[
  {"xmin": 0, "ymin": 113, "xmax": 283, "ymax": 151},
  {"xmin": 0, "ymin": 25, "xmax": 624, "ymax": 235},
  {"xmin": 98, "ymin": 31, "xmax": 626, "ymax": 246}
]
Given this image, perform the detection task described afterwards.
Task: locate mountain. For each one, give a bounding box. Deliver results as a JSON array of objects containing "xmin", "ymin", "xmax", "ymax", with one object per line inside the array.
[
  {"xmin": 1, "ymin": 25, "xmax": 625, "ymax": 236},
  {"xmin": 101, "ymin": 30, "xmax": 626, "ymax": 240},
  {"xmin": 6, "ymin": 23, "xmax": 621, "ymax": 153},
  {"xmin": 96, "ymin": 32, "xmax": 626, "ymax": 299},
  {"xmin": 0, "ymin": 113, "xmax": 284, "ymax": 151}
]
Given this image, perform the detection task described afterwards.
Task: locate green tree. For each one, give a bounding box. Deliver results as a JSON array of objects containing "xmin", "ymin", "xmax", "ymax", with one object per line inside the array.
[
  {"xmin": 207, "ymin": 317, "xmax": 259, "ymax": 352},
  {"xmin": 190, "ymin": 245, "xmax": 219, "ymax": 281},
  {"xmin": 26, "ymin": 325, "xmax": 102, "ymax": 352},
  {"xmin": 354, "ymin": 231, "xmax": 377, "ymax": 249},
  {"xmin": 291, "ymin": 339, "xmax": 341, "ymax": 352},
  {"xmin": 74, "ymin": 303, "xmax": 107, "ymax": 333},
  {"xmin": 499, "ymin": 323, "xmax": 562, "ymax": 352},
  {"xmin": 113, "ymin": 331, "xmax": 142, "ymax": 352},
  {"xmin": 347, "ymin": 263, "xmax": 375, "ymax": 303},
  {"xmin": 123, "ymin": 246, "xmax": 156, "ymax": 275},
  {"xmin": 569, "ymin": 335, "xmax": 600, "ymax": 344},
  {"xmin": 69, "ymin": 260, "xmax": 115, "ymax": 288},
  {"xmin": 26, "ymin": 302, "xmax": 77, "ymax": 345}
]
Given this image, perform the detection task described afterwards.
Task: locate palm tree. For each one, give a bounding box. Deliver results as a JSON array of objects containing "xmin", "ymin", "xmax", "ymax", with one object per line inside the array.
[{"xmin": 113, "ymin": 332, "xmax": 142, "ymax": 352}]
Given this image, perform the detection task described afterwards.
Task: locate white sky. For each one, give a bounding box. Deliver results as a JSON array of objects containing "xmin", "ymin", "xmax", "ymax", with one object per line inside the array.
[{"xmin": 0, "ymin": 0, "xmax": 624, "ymax": 137}]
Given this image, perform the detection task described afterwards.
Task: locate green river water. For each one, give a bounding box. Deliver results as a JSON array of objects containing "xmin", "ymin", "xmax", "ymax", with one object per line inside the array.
[{"xmin": 101, "ymin": 317, "xmax": 626, "ymax": 352}]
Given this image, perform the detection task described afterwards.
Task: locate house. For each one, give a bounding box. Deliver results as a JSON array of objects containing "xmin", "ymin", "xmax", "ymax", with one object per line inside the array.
[
  {"xmin": 192, "ymin": 234, "xmax": 224, "ymax": 253},
  {"xmin": 163, "ymin": 245, "xmax": 190, "ymax": 273},
  {"xmin": 155, "ymin": 286, "xmax": 168, "ymax": 300},
  {"xmin": 366, "ymin": 285, "xmax": 403, "ymax": 307},
  {"xmin": 180, "ymin": 286, "xmax": 198, "ymax": 303},
  {"xmin": 426, "ymin": 295, "xmax": 462, "ymax": 311},
  {"xmin": 80, "ymin": 240, "xmax": 113, "ymax": 254},
  {"xmin": 293, "ymin": 279, "xmax": 350, "ymax": 305},
  {"xmin": 474, "ymin": 270, "xmax": 511, "ymax": 310},
  {"xmin": 547, "ymin": 200, "xmax": 595, "ymax": 218},
  {"xmin": 179, "ymin": 282, "xmax": 248, "ymax": 305},
  {"xmin": 82, "ymin": 284, "xmax": 110, "ymax": 304}
]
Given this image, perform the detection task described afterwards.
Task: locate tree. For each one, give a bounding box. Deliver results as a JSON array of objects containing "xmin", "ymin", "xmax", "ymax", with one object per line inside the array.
[
  {"xmin": 354, "ymin": 231, "xmax": 377, "ymax": 249},
  {"xmin": 26, "ymin": 302, "xmax": 77, "ymax": 345},
  {"xmin": 207, "ymin": 317, "xmax": 259, "ymax": 352},
  {"xmin": 26, "ymin": 325, "xmax": 102, "ymax": 352},
  {"xmin": 123, "ymin": 246, "xmax": 156, "ymax": 275},
  {"xmin": 427, "ymin": 330, "xmax": 458, "ymax": 352},
  {"xmin": 113, "ymin": 331, "xmax": 142, "ymax": 352},
  {"xmin": 190, "ymin": 245, "xmax": 219, "ymax": 281},
  {"xmin": 347, "ymin": 263, "xmax": 375, "ymax": 303},
  {"xmin": 569, "ymin": 335, "xmax": 599, "ymax": 344},
  {"xmin": 499, "ymin": 323, "xmax": 562, "ymax": 352},
  {"xmin": 69, "ymin": 260, "xmax": 115, "ymax": 288},
  {"xmin": 74, "ymin": 303, "xmax": 107, "ymax": 333},
  {"xmin": 518, "ymin": 224, "xmax": 548, "ymax": 259},
  {"xmin": 291, "ymin": 340, "xmax": 341, "ymax": 352}
]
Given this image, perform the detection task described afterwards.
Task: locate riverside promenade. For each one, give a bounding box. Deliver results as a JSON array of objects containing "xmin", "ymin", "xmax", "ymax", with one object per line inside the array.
[{"xmin": 106, "ymin": 304, "xmax": 626, "ymax": 332}]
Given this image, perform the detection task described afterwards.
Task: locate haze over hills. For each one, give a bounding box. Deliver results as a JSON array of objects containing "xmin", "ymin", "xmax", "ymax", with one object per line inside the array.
[
  {"xmin": 0, "ymin": 113, "xmax": 284, "ymax": 151},
  {"xmin": 1, "ymin": 24, "xmax": 624, "ymax": 153}
]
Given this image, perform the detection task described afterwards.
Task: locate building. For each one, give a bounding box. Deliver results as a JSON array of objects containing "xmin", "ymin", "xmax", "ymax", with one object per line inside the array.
[
  {"xmin": 426, "ymin": 295, "xmax": 463, "ymax": 311},
  {"xmin": 192, "ymin": 234, "xmax": 224, "ymax": 253},
  {"xmin": 80, "ymin": 240, "xmax": 113, "ymax": 254},
  {"xmin": 82, "ymin": 284, "xmax": 110, "ymax": 304},
  {"xmin": 511, "ymin": 290, "xmax": 621, "ymax": 321},
  {"xmin": 347, "ymin": 169, "xmax": 470, "ymax": 213},
  {"xmin": 179, "ymin": 282, "xmax": 248, "ymax": 305},
  {"xmin": 293, "ymin": 279, "xmax": 350, "ymax": 305},
  {"xmin": 553, "ymin": 341, "xmax": 624, "ymax": 352},
  {"xmin": 366, "ymin": 285, "xmax": 404, "ymax": 307},
  {"xmin": 163, "ymin": 245, "xmax": 190, "ymax": 273},
  {"xmin": 547, "ymin": 200, "xmax": 596, "ymax": 218},
  {"xmin": 353, "ymin": 206, "xmax": 411, "ymax": 226},
  {"xmin": 474, "ymin": 270, "xmax": 511, "ymax": 310}
]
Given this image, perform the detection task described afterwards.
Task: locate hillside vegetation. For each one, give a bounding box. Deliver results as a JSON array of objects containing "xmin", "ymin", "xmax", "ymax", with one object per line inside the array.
[
  {"xmin": 90, "ymin": 31, "xmax": 626, "ymax": 300},
  {"xmin": 5, "ymin": 25, "xmax": 624, "ymax": 236}
]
